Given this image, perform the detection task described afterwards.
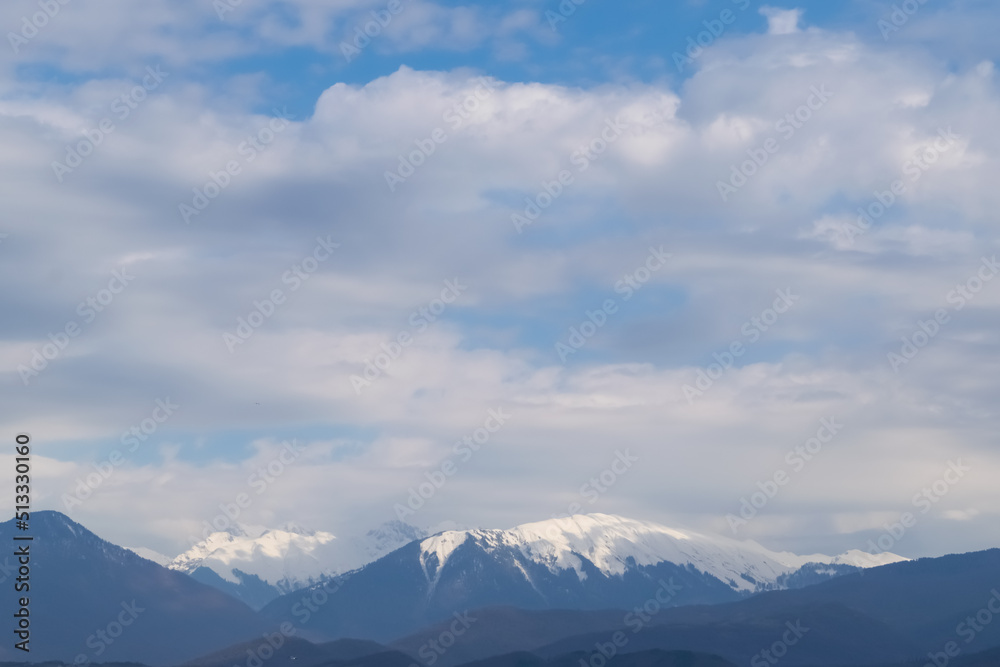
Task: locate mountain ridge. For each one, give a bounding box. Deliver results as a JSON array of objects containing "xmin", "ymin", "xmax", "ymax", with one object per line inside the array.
[
  {"xmin": 0, "ymin": 511, "xmax": 265, "ymax": 665},
  {"xmin": 414, "ymin": 513, "xmax": 906, "ymax": 595},
  {"xmin": 169, "ymin": 519, "xmax": 426, "ymax": 608},
  {"xmin": 259, "ymin": 512, "xmax": 905, "ymax": 642}
]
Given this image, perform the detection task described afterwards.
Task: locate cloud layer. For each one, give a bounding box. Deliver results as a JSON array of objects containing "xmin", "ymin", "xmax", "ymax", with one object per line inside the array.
[{"xmin": 1, "ymin": 0, "xmax": 998, "ymax": 560}]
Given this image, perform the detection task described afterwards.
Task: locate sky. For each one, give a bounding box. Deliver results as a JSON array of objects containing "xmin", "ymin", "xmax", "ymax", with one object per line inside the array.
[{"xmin": 1, "ymin": 0, "xmax": 999, "ymax": 561}]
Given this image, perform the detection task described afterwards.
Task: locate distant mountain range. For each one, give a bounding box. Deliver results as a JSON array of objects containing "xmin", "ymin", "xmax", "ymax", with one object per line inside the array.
[
  {"xmin": 260, "ymin": 513, "xmax": 904, "ymax": 641},
  {"xmin": 524, "ymin": 548, "xmax": 1000, "ymax": 666},
  {"xmin": 167, "ymin": 520, "xmax": 425, "ymax": 608},
  {"xmin": 153, "ymin": 513, "xmax": 902, "ymax": 616},
  {"xmin": 7, "ymin": 510, "xmax": 1000, "ymax": 667}
]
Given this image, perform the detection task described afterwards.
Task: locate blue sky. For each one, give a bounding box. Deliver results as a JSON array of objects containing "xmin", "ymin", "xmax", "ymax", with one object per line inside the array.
[{"xmin": 1, "ymin": 0, "xmax": 999, "ymax": 560}]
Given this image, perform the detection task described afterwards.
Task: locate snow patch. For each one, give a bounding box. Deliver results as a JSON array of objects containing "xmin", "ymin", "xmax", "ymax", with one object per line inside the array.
[
  {"xmin": 417, "ymin": 513, "xmax": 908, "ymax": 594},
  {"xmin": 170, "ymin": 520, "xmax": 425, "ymax": 591}
]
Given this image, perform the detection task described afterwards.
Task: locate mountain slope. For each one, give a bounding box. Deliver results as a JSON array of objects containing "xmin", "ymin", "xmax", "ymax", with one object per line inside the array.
[
  {"xmin": 536, "ymin": 601, "xmax": 919, "ymax": 667},
  {"xmin": 183, "ymin": 636, "xmax": 392, "ymax": 667},
  {"xmin": 262, "ymin": 513, "xmax": 902, "ymax": 642},
  {"xmin": 459, "ymin": 650, "xmax": 736, "ymax": 667},
  {"xmin": 416, "ymin": 514, "xmax": 903, "ymax": 594},
  {"xmin": 0, "ymin": 511, "xmax": 265, "ymax": 666},
  {"xmin": 533, "ymin": 549, "xmax": 1000, "ymax": 666},
  {"xmin": 390, "ymin": 607, "xmax": 633, "ymax": 667},
  {"xmin": 170, "ymin": 520, "xmax": 425, "ymax": 608},
  {"xmin": 182, "ymin": 637, "xmax": 336, "ymax": 667}
]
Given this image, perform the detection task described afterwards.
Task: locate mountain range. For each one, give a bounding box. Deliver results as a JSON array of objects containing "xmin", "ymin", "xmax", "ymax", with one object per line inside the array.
[
  {"xmin": 167, "ymin": 519, "xmax": 425, "ymax": 608},
  {"xmin": 4, "ymin": 510, "xmax": 999, "ymax": 667},
  {"xmin": 259, "ymin": 513, "xmax": 905, "ymax": 641}
]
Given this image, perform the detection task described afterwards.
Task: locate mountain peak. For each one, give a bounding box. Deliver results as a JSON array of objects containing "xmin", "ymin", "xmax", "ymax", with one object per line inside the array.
[
  {"xmin": 0, "ymin": 510, "xmax": 266, "ymax": 664},
  {"xmin": 4, "ymin": 511, "xmax": 141, "ymax": 565},
  {"xmin": 277, "ymin": 521, "xmax": 316, "ymax": 536},
  {"xmin": 14, "ymin": 509, "xmax": 84, "ymax": 534},
  {"xmin": 418, "ymin": 512, "xmax": 906, "ymax": 594},
  {"xmin": 169, "ymin": 518, "xmax": 425, "ymax": 608}
]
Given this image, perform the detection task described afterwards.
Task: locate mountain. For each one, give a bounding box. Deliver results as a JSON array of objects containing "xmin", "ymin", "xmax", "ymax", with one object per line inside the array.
[
  {"xmin": 386, "ymin": 549, "xmax": 1000, "ymax": 666},
  {"xmin": 462, "ymin": 650, "xmax": 736, "ymax": 667},
  {"xmin": 0, "ymin": 511, "xmax": 266, "ymax": 666},
  {"xmin": 317, "ymin": 638, "xmax": 392, "ymax": 661},
  {"xmin": 261, "ymin": 513, "xmax": 903, "ymax": 642},
  {"xmin": 531, "ymin": 548, "xmax": 1000, "ymax": 666},
  {"xmin": 12, "ymin": 509, "xmax": 995, "ymax": 667},
  {"xmin": 535, "ymin": 601, "xmax": 919, "ymax": 666},
  {"xmin": 124, "ymin": 545, "xmax": 171, "ymax": 566},
  {"xmin": 390, "ymin": 607, "xmax": 634, "ymax": 667},
  {"xmin": 170, "ymin": 519, "xmax": 425, "ymax": 608},
  {"xmin": 412, "ymin": 513, "xmax": 904, "ymax": 594},
  {"xmin": 183, "ymin": 636, "xmax": 403, "ymax": 667},
  {"xmin": 460, "ymin": 650, "xmax": 737, "ymax": 667},
  {"xmin": 183, "ymin": 636, "xmax": 338, "ymax": 667}
]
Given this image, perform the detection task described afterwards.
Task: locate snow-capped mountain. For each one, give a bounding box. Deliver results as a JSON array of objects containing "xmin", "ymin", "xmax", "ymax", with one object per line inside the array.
[
  {"xmin": 170, "ymin": 523, "xmax": 339, "ymax": 594},
  {"xmin": 261, "ymin": 513, "xmax": 906, "ymax": 642},
  {"xmin": 417, "ymin": 513, "xmax": 906, "ymax": 594},
  {"xmin": 169, "ymin": 520, "xmax": 425, "ymax": 608}
]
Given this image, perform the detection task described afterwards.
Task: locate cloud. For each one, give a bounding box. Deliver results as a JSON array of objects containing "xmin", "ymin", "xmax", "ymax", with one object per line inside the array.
[
  {"xmin": 0, "ymin": 0, "xmax": 545, "ymax": 77},
  {"xmin": 759, "ymin": 6, "xmax": 803, "ymax": 35},
  {"xmin": 2, "ymin": 5, "xmax": 999, "ymax": 558}
]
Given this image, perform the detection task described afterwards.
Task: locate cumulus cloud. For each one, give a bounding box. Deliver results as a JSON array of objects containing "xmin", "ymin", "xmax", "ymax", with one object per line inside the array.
[
  {"xmin": 759, "ymin": 6, "xmax": 802, "ymax": 35},
  {"xmin": 2, "ymin": 2, "xmax": 998, "ymax": 558}
]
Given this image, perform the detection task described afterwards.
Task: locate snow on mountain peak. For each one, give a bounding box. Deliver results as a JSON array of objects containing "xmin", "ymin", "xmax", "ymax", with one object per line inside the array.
[
  {"xmin": 417, "ymin": 513, "xmax": 906, "ymax": 594},
  {"xmin": 832, "ymin": 548, "xmax": 909, "ymax": 568},
  {"xmin": 170, "ymin": 525, "xmax": 337, "ymax": 588},
  {"xmin": 164, "ymin": 513, "xmax": 905, "ymax": 602},
  {"xmin": 278, "ymin": 521, "xmax": 316, "ymax": 536},
  {"xmin": 169, "ymin": 519, "xmax": 426, "ymax": 593}
]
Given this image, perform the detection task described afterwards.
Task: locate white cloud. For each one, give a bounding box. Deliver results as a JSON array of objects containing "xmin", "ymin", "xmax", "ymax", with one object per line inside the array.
[
  {"xmin": 2, "ymin": 13, "xmax": 999, "ymax": 557},
  {"xmin": 759, "ymin": 6, "xmax": 803, "ymax": 35}
]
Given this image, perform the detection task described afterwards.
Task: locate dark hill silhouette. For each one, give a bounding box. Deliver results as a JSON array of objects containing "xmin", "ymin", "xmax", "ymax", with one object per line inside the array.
[{"xmin": 0, "ymin": 511, "xmax": 265, "ymax": 665}]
